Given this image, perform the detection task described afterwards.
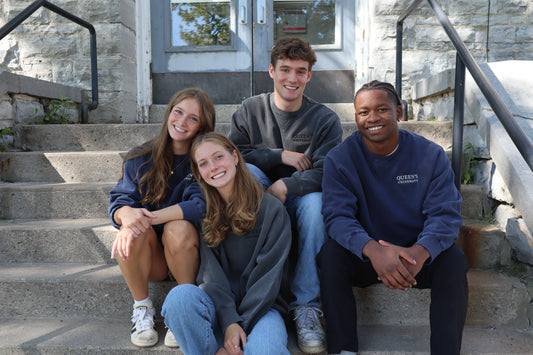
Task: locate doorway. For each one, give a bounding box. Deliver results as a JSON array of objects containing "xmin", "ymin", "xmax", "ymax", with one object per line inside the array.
[{"xmin": 151, "ymin": 0, "xmax": 355, "ymax": 104}]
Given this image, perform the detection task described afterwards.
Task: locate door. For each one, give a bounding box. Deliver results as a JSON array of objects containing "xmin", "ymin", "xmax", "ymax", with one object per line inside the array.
[{"xmin": 151, "ymin": 0, "xmax": 355, "ymax": 105}]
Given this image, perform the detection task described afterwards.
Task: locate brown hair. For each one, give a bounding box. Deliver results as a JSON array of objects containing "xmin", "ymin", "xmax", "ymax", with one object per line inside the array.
[
  {"xmin": 122, "ymin": 88, "xmax": 216, "ymax": 206},
  {"xmin": 190, "ymin": 132, "xmax": 263, "ymax": 247},
  {"xmin": 270, "ymin": 36, "xmax": 317, "ymax": 70}
]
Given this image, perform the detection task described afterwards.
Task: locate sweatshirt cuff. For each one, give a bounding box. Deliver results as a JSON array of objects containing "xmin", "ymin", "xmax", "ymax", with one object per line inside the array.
[
  {"xmin": 281, "ymin": 177, "xmax": 300, "ymax": 196},
  {"xmin": 179, "ymin": 200, "xmax": 202, "ymax": 226}
]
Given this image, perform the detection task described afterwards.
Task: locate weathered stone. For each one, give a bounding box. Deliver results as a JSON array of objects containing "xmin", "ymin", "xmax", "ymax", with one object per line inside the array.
[
  {"xmin": 490, "ymin": 166, "xmax": 514, "ymax": 204},
  {"xmin": 494, "ymin": 204, "xmax": 522, "ymax": 231},
  {"xmin": 0, "ymin": 100, "xmax": 14, "ymax": 121},
  {"xmin": 12, "ymin": 95, "xmax": 43, "ymax": 124},
  {"xmin": 506, "ymin": 218, "xmax": 533, "ymax": 265}
]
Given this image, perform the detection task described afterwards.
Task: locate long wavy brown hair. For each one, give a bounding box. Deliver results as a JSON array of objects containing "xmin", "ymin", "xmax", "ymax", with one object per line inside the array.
[
  {"xmin": 190, "ymin": 132, "xmax": 263, "ymax": 247},
  {"xmin": 121, "ymin": 88, "xmax": 216, "ymax": 206}
]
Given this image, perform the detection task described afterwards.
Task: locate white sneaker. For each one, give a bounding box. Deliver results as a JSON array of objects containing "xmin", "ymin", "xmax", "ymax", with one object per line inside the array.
[
  {"xmin": 130, "ymin": 299, "xmax": 158, "ymax": 347},
  {"xmin": 164, "ymin": 328, "xmax": 179, "ymax": 348},
  {"xmin": 294, "ymin": 306, "xmax": 327, "ymax": 353}
]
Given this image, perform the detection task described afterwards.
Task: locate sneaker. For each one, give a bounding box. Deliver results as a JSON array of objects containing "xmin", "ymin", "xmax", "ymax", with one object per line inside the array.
[
  {"xmin": 164, "ymin": 328, "xmax": 179, "ymax": 348},
  {"xmin": 293, "ymin": 306, "xmax": 326, "ymax": 353},
  {"xmin": 130, "ymin": 299, "xmax": 158, "ymax": 347}
]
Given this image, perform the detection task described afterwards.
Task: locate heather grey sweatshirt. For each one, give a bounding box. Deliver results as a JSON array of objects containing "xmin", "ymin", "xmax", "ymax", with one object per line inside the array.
[
  {"xmin": 229, "ymin": 93, "xmax": 342, "ymax": 196},
  {"xmin": 196, "ymin": 193, "xmax": 292, "ymax": 334}
]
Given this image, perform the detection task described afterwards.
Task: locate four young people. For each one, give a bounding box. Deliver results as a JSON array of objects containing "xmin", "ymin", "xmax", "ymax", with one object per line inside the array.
[{"xmin": 109, "ymin": 38, "xmax": 468, "ymax": 355}]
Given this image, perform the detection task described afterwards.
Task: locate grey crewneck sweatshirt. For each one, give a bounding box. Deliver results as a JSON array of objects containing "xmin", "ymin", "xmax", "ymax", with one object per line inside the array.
[{"xmin": 229, "ymin": 93, "xmax": 342, "ymax": 196}]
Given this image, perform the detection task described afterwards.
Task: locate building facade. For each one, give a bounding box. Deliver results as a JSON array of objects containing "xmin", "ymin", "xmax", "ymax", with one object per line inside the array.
[{"xmin": 0, "ymin": 0, "xmax": 532, "ymax": 123}]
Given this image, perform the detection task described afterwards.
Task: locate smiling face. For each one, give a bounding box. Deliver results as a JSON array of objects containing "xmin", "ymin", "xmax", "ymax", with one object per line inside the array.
[
  {"xmin": 167, "ymin": 97, "xmax": 202, "ymax": 154},
  {"xmin": 194, "ymin": 141, "xmax": 238, "ymax": 202},
  {"xmin": 269, "ymin": 58, "xmax": 312, "ymax": 112},
  {"xmin": 355, "ymin": 89, "xmax": 402, "ymax": 156}
]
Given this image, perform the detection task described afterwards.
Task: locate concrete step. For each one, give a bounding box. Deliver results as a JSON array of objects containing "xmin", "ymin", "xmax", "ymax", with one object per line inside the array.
[
  {"xmin": 0, "ymin": 319, "xmax": 532, "ymax": 355},
  {"xmin": 0, "ymin": 217, "xmax": 500, "ymax": 266},
  {"xmin": 0, "ymin": 182, "xmax": 112, "ymax": 219},
  {"xmin": 458, "ymin": 219, "xmax": 506, "ymax": 269},
  {"xmin": 0, "ymin": 151, "xmax": 125, "ymax": 183},
  {"xmin": 17, "ymin": 123, "xmax": 230, "ymax": 152},
  {"xmin": 0, "ymin": 263, "xmax": 529, "ymax": 328},
  {"xmin": 17, "ymin": 121, "xmax": 451, "ymax": 152},
  {"xmin": 0, "ymin": 218, "xmax": 115, "ymax": 264}
]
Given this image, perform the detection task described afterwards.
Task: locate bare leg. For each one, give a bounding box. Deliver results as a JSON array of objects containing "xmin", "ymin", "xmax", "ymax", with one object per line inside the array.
[
  {"xmin": 162, "ymin": 220, "xmax": 200, "ymax": 284},
  {"xmin": 117, "ymin": 227, "xmax": 168, "ymax": 301}
]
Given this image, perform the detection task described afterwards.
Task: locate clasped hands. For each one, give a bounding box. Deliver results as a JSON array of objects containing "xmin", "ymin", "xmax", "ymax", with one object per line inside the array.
[
  {"xmin": 363, "ymin": 240, "xmax": 430, "ymax": 291},
  {"xmin": 111, "ymin": 206, "xmax": 156, "ymax": 261},
  {"xmin": 268, "ymin": 150, "xmax": 312, "ymax": 203}
]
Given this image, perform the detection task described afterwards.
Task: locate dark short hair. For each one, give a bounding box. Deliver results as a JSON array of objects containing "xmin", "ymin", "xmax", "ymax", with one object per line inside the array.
[
  {"xmin": 355, "ymin": 80, "xmax": 402, "ymax": 106},
  {"xmin": 270, "ymin": 37, "xmax": 317, "ymax": 70}
]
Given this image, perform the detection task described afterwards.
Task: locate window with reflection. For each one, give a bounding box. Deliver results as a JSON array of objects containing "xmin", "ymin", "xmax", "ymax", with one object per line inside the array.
[
  {"xmin": 273, "ymin": 0, "xmax": 336, "ymax": 45},
  {"xmin": 171, "ymin": 0, "xmax": 232, "ymax": 47}
]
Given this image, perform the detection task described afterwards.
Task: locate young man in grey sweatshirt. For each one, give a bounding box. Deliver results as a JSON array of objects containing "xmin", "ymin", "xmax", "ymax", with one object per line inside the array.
[{"xmin": 229, "ymin": 36, "xmax": 342, "ymax": 354}]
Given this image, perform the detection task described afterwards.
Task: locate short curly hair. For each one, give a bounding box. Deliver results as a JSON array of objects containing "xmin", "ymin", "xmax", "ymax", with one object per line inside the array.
[{"xmin": 270, "ymin": 37, "xmax": 317, "ymax": 70}]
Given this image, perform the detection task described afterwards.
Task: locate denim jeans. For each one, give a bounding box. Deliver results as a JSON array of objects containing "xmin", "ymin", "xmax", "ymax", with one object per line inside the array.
[
  {"xmin": 247, "ymin": 164, "xmax": 326, "ymax": 309},
  {"xmin": 162, "ymin": 284, "xmax": 290, "ymax": 355}
]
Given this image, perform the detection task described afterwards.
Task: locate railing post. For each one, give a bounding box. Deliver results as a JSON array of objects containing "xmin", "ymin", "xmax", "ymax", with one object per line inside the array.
[{"xmin": 452, "ymin": 54, "xmax": 466, "ymax": 192}]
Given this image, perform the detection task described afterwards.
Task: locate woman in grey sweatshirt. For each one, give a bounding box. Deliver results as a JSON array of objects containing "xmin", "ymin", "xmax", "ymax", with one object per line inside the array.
[{"xmin": 162, "ymin": 132, "xmax": 292, "ymax": 355}]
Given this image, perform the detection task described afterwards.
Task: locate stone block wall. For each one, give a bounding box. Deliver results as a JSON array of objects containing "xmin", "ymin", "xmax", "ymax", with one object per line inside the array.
[
  {"xmin": 0, "ymin": 0, "xmax": 136, "ymax": 123},
  {"xmin": 367, "ymin": 0, "xmax": 533, "ymax": 100}
]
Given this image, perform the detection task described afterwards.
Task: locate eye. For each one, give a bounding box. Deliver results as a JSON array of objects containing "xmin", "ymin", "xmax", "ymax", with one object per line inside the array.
[
  {"xmin": 174, "ymin": 109, "xmax": 182, "ymax": 115},
  {"xmin": 189, "ymin": 116, "xmax": 199, "ymax": 123},
  {"xmin": 198, "ymin": 161, "xmax": 207, "ymax": 168},
  {"xmin": 215, "ymin": 154, "xmax": 223, "ymax": 160}
]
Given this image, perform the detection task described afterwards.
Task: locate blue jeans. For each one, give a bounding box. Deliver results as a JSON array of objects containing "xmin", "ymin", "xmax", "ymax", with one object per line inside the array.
[
  {"xmin": 247, "ymin": 164, "xmax": 326, "ymax": 309},
  {"xmin": 162, "ymin": 284, "xmax": 290, "ymax": 355}
]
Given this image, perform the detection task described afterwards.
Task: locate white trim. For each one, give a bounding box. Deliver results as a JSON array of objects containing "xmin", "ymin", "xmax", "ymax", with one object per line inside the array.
[
  {"xmin": 355, "ymin": 0, "xmax": 371, "ymax": 91},
  {"xmin": 136, "ymin": 0, "xmax": 153, "ymax": 123}
]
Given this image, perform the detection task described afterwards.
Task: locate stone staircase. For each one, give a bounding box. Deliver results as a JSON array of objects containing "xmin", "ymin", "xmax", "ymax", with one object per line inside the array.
[{"xmin": 1, "ymin": 110, "xmax": 532, "ymax": 354}]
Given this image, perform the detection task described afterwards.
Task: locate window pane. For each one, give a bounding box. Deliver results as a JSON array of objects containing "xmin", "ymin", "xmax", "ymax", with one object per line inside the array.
[
  {"xmin": 273, "ymin": 0, "xmax": 336, "ymax": 45},
  {"xmin": 171, "ymin": 0, "xmax": 231, "ymax": 47}
]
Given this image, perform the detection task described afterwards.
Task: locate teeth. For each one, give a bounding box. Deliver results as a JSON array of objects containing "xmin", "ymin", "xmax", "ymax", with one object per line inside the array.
[
  {"xmin": 174, "ymin": 125, "xmax": 185, "ymax": 133},
  {"xmin": 212, "ymin": 172, "xmax": 225, "ymax": 180},
  {"xmin": 368, "ymin": 126, "xmax": 383, "ymax": 131},
  {"xmin": 285, "ymin": 85, "xmax": 297, "ymax": 90}
]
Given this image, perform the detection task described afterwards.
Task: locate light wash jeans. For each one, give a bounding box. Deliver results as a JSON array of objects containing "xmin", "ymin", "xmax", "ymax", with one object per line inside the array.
[
  {"xmin": 247, "ymin": 164, "xmax": 326, "ymax": 309},
  {"xmin": 162, "ymin": 284, "xmax": 290, "ymax": 355}
]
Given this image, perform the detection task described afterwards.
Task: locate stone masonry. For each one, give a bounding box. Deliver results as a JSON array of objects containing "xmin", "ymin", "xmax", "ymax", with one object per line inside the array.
[
  {"xmin": 0, "ymin": 0, "xmax": 532, "ymax": 123},
  {"xmin": 0, "ymin": 0, "xmax": 136, "ymax": 123}
]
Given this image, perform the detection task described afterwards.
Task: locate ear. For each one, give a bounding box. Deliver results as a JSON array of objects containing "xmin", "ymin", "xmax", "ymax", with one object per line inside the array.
[
  {"xmin": 306, "ymin": 69, "xmax": 313, "ymax": 82},
  {"xmin": 268, "ymin": 64, "xmax": 275, "ymax": 79},
  {"xmin": 396, "ymin": 104, "xmax": 403, "ymax": 122},
  {"xmin": 232, "ymin": 150, "xmax": 239, "ymax": 166}
]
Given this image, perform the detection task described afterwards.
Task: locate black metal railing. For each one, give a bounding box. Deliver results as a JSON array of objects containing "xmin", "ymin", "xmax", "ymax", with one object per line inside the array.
[
  {"xmin": 0, "ymin": 0, "xmax": 98, "ymax": 123},
  {"xmin": 396, "ymin": 0, "xmax": 533, "ymax": 190}
]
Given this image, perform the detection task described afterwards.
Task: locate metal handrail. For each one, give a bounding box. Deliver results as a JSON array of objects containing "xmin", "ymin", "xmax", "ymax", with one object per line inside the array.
[
  {"xmin": 396, "ymin": 0, "xmax": 533, "ymax": 190},
  {"xmin": 0, "ymin": 0, "xmax": 98, "ymax": 123}
]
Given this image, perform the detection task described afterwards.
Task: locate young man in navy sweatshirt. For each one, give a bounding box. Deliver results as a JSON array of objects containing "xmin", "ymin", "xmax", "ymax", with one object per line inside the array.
[
  {"xmin": 229, "ymin": 37, "xmax": 342, "ymax": 353},
  {"xmin": 318, "ymin": 80, "xmax": 468, "ymax": 355}
]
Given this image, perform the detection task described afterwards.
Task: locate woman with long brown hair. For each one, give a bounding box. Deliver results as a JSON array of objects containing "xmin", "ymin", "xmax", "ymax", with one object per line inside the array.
[
  {"xmin": 108, "ymin": 88, "xmax": 215, "ymax": 348},
  {"xmin": 162, "ymin": 132, "xmax": 292, "ymax": 354}
]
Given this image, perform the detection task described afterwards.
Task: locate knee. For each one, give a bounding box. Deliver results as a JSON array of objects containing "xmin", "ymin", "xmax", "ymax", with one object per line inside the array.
[
  {"xmin": 162, "ymin": 220, "xmax": 199, "ymax": 253},
  {"xmin": 297, "ymin": 193, "xmax": 323, "ymax": 217},
  {"xmin": 317, "ymin": 239, "xmax": 343, "ymax": 272},
  {"xmin": 162, "ymin": 284, "xmax": 202, "ymax": 317}
]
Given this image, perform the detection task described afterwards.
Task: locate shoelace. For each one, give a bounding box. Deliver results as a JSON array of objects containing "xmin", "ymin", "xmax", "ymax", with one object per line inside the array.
[
  {"xmin": 293, "ymin": 306, "xmax": 323, "ymax": 330},
  {"xmin": 131, "ymin": 306, "xmax": 155, "ymax": 332}
]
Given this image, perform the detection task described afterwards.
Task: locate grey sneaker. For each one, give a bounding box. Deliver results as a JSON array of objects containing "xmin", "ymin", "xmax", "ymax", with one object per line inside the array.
[
  {"xmin": 164, "ymin": 328, "xmax": 179, "ymax": 348},
  {"xmin": 293, "ymin": 306, "xmax": 326, "ymax": 353},
  {"xmin": 130, "ymin": 300, "xmax": 158, "ymax": 347}
]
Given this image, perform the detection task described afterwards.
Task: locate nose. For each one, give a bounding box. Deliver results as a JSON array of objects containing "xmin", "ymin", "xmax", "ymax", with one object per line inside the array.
[{"xmin": 367, "ymin": 111, "xmax": 379, "ymax": 122}]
